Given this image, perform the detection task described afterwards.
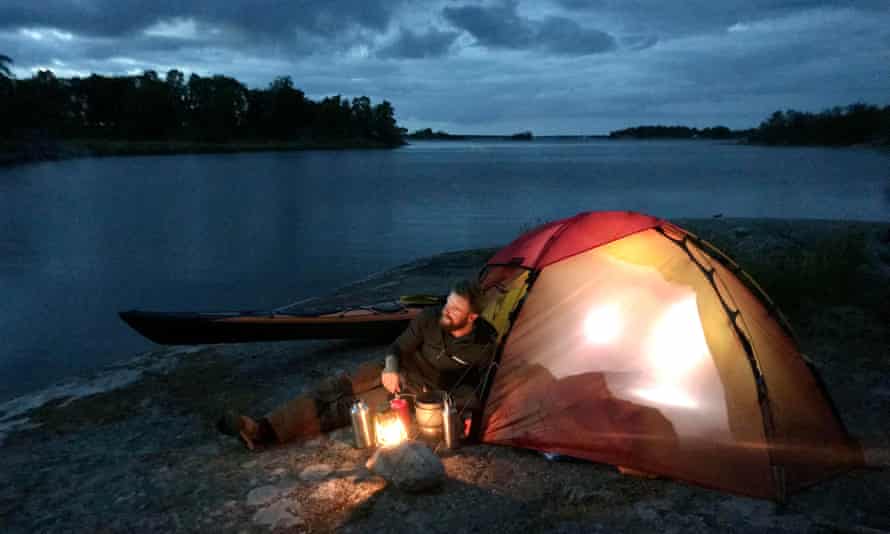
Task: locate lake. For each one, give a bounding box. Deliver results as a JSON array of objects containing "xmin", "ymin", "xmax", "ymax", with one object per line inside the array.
[{"xmin": 1, "ymin": 139, "xmax": 888, "ymax": 400}]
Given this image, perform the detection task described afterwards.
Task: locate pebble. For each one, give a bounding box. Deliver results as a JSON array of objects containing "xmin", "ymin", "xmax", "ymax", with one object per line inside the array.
[
  {"xmin": 634, "ymin": 503, "xmax": 660, "ymax": 522},
  {"xmin": 299, "ymin": 463, "xmax": 333, "ymax": 481},
  {"xmin": 196, "ymin": 443, "xmax": 221, "ymax": 456},
  {"xmin": 252, "ymin": 500, "xmax": 303, "ymax": 529},
  {"xmin": 563, "ymin": 485, "xmax": 597, "ymax": 504},
  {"xmin": 302, "ymin": 436, "xmax": 326, "ymax": 448},
  {"xmin": 246, "ymin": 485, "xmax": 281, "ymax": 507},
  {"xmin": 309, "ymin": 479, "xmax": 342, "ymax": 501},
  {"xmin": 733, "ymin": 227, "xmax": 751, "ymax": 239}
]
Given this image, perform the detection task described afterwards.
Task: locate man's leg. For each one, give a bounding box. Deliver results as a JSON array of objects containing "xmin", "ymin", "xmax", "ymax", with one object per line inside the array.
[{"xmin": 262, "ymin": 361, "xmax": 385, "ymax": 444}]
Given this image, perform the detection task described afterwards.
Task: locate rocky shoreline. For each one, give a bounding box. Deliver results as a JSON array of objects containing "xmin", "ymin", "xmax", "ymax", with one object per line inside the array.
[{"xmin": 1, "ymin": 218, "xmax": 888, "ymax": 533}]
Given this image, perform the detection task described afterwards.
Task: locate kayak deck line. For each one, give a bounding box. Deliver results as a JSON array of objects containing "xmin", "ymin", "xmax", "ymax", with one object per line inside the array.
[{"xmin": 118, "ymin": 296, "xmax": 441, "ymax": 345}]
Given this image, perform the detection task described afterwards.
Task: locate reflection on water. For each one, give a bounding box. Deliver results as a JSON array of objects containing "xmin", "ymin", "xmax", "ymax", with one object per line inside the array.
[{"xmin": 0, "ymin": 140, "xmax": 888, "ymax": 400}]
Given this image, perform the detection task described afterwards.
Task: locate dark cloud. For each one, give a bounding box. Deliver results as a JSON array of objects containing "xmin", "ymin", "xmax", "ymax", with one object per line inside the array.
[
  {"xmin": 0, "ymin": 1, "xmax": 185, "ymax": 37},
  {"xmin": 378, "ymin": 26, "xmax": 459, "ymax": 59},
  {"xmin": 535, "ymin": 17, "xmax": 616, "ymax": 55},
  {"xmin": 442, "ymin": 0, "xmax": 534, "ymax": 49},
  {"xmin": 621, "ymin": 35, "xmax": 659, "ymax": 51},
  {"xmin": 0, "ymin": 0, "xmax": 401, "ymax": 39},
  {"xmin": 443, "ymin": 0, "xmax": 616, "ymax": 55},
  {"xmin": 555, "ymin": 0, "xmax": 890, "ymax": 37}
]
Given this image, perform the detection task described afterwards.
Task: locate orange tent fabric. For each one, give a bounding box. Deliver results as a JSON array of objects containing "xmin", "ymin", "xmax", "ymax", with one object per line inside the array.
[{"xmin": 478, "ymin": 211, "xmax": 861, "ymax": 500}]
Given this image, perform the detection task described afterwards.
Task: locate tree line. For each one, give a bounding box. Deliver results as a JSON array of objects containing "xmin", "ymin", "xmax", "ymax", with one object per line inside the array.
[
  {"xmin": 608, "ymin": 103, "xmax": 890, "ymax": 146},
  {"xmin": 748, "ymin": 103, "xmax": 890, "ymax": 146},
  {"xmin": 609, "ymin": 125, "xmax": 740, "ymax": 140},
  {"xmin": 0, "ymin": 56, "xmax": 404, "ymax": 147}
]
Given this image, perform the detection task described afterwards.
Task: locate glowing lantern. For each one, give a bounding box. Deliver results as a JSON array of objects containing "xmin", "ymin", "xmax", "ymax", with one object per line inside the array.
[
  {"xmin": 583, "ymin": 303, "xmax": 623, "ymax": 345},
  {"xmin": 633, "ymin": 296, "xmax": 710, "ymax": 409},
  {"xmin": 374, "ymin": 409, "xmax": 408, "ymax": 448}
]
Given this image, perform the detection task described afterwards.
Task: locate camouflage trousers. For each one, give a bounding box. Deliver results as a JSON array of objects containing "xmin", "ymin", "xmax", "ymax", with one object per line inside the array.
[{"xmin": 264, "ymin": 361, "xmax": 393, "ymax": 443}]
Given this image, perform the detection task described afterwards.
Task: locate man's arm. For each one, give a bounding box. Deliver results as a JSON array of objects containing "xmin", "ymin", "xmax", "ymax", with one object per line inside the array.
[{"xmin": 381, "ymin": 309, "xmax": 430, "ymax": 392}]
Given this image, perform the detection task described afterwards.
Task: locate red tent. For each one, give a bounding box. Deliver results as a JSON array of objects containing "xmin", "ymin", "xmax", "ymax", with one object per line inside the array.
[{"xmin": 477, "ymin": 211, "xmax": 861, "ymax": 500}]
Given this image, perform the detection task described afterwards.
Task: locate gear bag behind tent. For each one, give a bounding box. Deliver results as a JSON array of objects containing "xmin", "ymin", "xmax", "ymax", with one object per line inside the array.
[{"xmin": 477, "ymin": 211, "xmax": 861, "ymax": 500}]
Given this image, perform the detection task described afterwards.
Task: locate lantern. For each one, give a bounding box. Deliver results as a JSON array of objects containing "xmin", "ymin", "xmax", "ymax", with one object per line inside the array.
[{"xmin": 374, "ymin": 408, "xmax": 408, "ymax": 448}]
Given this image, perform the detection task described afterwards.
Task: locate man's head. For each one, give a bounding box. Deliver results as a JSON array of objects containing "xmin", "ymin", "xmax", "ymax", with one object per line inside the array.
[{"xmin": 440, "ymin": 279, "xmax": 484, "ymax": 333}]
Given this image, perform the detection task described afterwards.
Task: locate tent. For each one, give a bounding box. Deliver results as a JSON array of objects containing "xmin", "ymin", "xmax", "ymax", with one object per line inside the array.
[{"xmin": 475, "ymin": 211, "xmax": 861, "ymax": 500}]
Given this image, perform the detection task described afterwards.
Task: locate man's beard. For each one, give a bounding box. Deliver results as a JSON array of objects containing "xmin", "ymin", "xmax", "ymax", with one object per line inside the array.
[{"xmin": 440, "ymin": 314, "xmax": 469, "ymax": 332}]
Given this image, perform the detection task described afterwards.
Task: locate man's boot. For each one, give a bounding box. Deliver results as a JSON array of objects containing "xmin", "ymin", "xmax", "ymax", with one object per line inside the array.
[{"xmin": 217, "ymin": 411, "xmax": 261, "ymax": 450}]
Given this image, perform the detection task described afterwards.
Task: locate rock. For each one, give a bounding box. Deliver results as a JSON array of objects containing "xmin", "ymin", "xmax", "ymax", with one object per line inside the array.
[
  {"xmin": 393, "ymin": 501, "xmax": 410, "ymax": 513},
  {"xmin": 302, "ymin": 436, "xmax": 326, "ymax": 448},
  {"xmin": 299, "ymin": 463, "xmax": 333, "ymax": 481},
  {"xmin": 346, "ymin": 467, "xmax": 374, "ymax": 483},
  {"xmin": 864, "ymin": 447, "xmax": 890, "ymax": 468},
  {"xmin": 633, "ymin": 503, "xmax": 661, "ymax": 522},
  {"xmin": 196, "ymin": 443, "xmax": 221, "ymax": 456},
  {"xmin": 246, "ymin": 480, "xmax": 301, "ymax": 508},
  {"xmin": 366, "ymin": 441, "xmax": 445, "ymax": 492},
  {"xmin": 563, "ymin": 485, "xmax": 597, "ymax": 504},
  {"xmin": 309, "ymin": 479, "xmax": 342, "ymax": 501},
  {"xmin": 246, "ymin": 485, "xmax": 282, "ymax": 507},
  {"xmin": 328, "ymin": 426, "xmax": 354, "ymax": 445},
  {"xmin": 252, "ymin": 500, "xmax": 302, "ymax": 529}
]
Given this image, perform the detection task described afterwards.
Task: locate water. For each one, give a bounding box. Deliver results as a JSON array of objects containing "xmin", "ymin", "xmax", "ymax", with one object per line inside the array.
[{"xmin": 1, "ymin": 139, "xmax": 888, "ymax": 400}]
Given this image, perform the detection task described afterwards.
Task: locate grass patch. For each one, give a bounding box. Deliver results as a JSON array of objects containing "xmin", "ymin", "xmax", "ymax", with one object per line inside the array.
[
  {"xmin": 683, "ymin": 220, "xmax": 887, "ymax": 321},
  {"xmin": 745, "ymin": 230, "xmax": 871, "ymax": 312}
]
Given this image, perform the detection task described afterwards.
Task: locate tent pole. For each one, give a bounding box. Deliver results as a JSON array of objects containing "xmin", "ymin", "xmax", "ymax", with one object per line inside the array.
[{"xmin": 656, "ymin": 227, "xmax": 787, "ymax": 502}]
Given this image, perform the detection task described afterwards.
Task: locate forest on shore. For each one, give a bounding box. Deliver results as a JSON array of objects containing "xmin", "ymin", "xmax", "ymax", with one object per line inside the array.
[
  {"xmin": 2, "ymin": 52, "xmax": 888, "ymax": 165},
  {"xmin": 0, "ymin": 55, "xmax": 404, "ymax": 163},
  {"xmin": 609, "ymin": 103, "xmax": 890, "ymax": 146}
]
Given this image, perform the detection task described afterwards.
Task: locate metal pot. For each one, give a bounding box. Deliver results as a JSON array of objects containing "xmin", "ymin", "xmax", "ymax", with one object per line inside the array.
[{"xmin": 414, "ymin": 390, "xmax": 445, "ymax": 440}]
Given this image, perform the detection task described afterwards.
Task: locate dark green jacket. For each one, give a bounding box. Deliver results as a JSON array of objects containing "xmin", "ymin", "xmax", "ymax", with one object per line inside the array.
[{"xmin": 385, "ymin": 306, "xmax": 497, "ymax": 394}]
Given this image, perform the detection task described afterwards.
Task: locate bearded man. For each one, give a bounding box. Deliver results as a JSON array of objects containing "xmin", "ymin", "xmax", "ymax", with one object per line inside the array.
[{"xmin": 218, "ymin": 280, "xmax": 497, "ymax": 450}]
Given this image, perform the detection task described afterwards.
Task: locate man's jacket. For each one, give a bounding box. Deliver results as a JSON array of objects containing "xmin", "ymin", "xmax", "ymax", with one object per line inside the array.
[{"xmin": 384, "ymin": 306, "xmax": 497, "ymax": 394}]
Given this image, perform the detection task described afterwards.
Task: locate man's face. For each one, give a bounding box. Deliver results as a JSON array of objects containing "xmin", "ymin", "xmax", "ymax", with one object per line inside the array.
[{"xmin": 440, "ymin": 292, "xmax": 476, "ymax": 332}]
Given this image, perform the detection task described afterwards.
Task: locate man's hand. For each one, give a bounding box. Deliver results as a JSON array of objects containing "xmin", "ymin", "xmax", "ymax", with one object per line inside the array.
[{"xmin": 381, "ymin": 371, "xmax": 400, "ymax": 393}]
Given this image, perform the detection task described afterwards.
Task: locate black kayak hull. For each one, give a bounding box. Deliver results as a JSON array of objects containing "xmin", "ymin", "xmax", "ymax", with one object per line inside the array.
[{"xmin": 119, "ymin": 306, "xmax": 424, "ymax": 345}]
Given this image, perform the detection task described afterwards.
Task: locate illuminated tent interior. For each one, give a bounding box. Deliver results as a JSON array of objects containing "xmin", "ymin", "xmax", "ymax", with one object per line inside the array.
[{"xmin": 476, "ymin": 211, "xmax": 861, "ymax": 500}]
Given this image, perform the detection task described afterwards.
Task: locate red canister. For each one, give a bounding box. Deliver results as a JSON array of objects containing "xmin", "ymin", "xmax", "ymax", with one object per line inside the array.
[{"xmin": 390, "ymin": 397, "xmax": 411, "ymax": 436}]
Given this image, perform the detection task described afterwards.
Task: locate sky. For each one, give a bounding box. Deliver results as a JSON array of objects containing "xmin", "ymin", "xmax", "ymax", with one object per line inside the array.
[{"xmin": 2, "ymin": 0, "xmax": 889, "ymax": 134}]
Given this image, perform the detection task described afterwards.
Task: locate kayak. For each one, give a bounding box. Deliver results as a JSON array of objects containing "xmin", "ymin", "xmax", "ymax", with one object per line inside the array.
[{"xmin": 119, "ymin": 296, "xmax": 442, "ymax": 345}]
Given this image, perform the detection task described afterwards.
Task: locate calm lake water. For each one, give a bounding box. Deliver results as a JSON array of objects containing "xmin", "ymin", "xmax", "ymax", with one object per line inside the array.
[{"xmin": 1, "ymin": 139, "xmax": 888, "ymax": 400}]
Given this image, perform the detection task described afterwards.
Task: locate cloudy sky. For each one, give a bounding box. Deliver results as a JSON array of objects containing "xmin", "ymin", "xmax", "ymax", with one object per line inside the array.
[{"xmin": 2, "ymin": 0, "xmax": 889, "ymax": 134}]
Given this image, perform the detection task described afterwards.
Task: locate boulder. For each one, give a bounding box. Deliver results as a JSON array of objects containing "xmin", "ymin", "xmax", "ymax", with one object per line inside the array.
[{"xmin": 366, "ymin": 441, "xmax": 445, "ymax": 492}]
